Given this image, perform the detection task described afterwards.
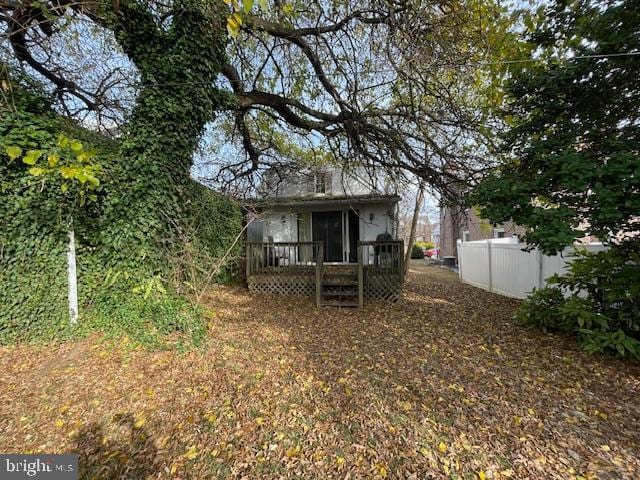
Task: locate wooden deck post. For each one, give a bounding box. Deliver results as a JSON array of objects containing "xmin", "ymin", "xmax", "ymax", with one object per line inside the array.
[
  {"xmin": 245, "ymin": 242, "xmax": 251, "ymax": 283},
  {"xmin": 399, "ymin": 240, "xmax": 405, "ymax": 283},
  {"xmin": 357, "ymin": 243, "xmax": 364, "ymax": 308},
  {"xmin": 316, "ymin": 245, "xmax": 323, "ymax": 308}
]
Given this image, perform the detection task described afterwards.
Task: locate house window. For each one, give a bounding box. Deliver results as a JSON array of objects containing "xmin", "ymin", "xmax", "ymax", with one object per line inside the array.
[
  {"xmin": 462, "ymin": 230, "xmax": 470, "ymax": 242},
  {"xmin": 493, "ymin": 227, "xmax": 505, "ymax": 239},
  {"xmin": 315, "ymin": 173, "xmax": 328, "ymax": 193}
]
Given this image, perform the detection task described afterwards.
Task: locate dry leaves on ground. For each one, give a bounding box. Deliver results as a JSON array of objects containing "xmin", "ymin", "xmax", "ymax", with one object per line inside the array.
[{"xmin": 1, "ymin": 263, "xmax": 639, "ymax": 479}]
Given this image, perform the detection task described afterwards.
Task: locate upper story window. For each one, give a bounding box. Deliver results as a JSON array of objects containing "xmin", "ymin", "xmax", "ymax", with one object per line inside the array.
[
  {"xmin": 462, "ymin": 230, "xmax": 470, "ymax": 242},
  {"xmin": 493, "ymin": 227, "xmax": 505, "ymax": 239},
  {"xmin": 315, "ymin": 173, "xmax": 327, "ymax": 193},
  {"xmin": 309, "ymin": 172, "xmax": 331, "ymax": 194}
]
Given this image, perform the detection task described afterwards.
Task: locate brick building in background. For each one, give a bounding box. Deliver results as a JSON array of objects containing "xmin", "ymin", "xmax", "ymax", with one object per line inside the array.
[{"xmin": 439, "ymin": 204, "xmax": 523, "ymax": 261}]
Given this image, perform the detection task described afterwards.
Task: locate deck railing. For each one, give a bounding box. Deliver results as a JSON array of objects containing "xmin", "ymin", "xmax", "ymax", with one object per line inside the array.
[
  {"xmin": 246, "ymin": 241, "xmax": 323, "ymax": 277},
  {"xmin": 246, "ymin": 240, "xmax": 403, "ymax": 303},
  {"xmin": 358, "ymin": 241, "xmax": 404, "ymax": 276}
]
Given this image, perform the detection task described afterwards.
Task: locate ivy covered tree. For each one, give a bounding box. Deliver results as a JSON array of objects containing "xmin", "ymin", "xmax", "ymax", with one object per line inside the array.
[{"xmin": 471, "ymin": 0, "xmax": 640, "ymax": 358}]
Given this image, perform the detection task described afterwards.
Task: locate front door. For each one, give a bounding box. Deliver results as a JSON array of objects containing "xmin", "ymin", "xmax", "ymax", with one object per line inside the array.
[{"xmin": 312, "ymin": 211, "xmax": 343, "ymax": 262}]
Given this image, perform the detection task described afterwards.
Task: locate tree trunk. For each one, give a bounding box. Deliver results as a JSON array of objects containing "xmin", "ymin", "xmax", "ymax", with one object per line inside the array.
[
  {"xmin": 404, "ymin": 181, "xmax": 425, "ymax": 275},
  {"xmin": 99, "ymin": 0, "xmax": 229, "ymax": 269}
]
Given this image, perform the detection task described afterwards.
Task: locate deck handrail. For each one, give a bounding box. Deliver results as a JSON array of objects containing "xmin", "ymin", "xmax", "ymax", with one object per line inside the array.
[
  {"xmin": 246, "ymin": 241, "xmax": 324, "ymax": 277},
  {"xmin": 357, "ymin": 240, "xmax": 404, "ymax": 278},
  {"xmin": 357, "ymin": 240, "xmax": 403, "ymax": 246},
  {"xmin": 315, "ymin": 244, "xmax": 324, "ymax": 308},
  {"xmin": 247, "ymin": 241, "xmax": 323, "ymax": 246}
]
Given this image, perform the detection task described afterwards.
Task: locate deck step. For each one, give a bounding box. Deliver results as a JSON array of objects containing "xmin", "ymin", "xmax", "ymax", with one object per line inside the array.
[
  {"xmin": 322, "ymin": 274, "xmax": 358, "ymax": 286},
  {"xmin": 323, "ymin": 290, "xmax": 358, "ymax": 297},
  {"xmin": 320, "ymin": 300, "xmax": 360, "ymax": 307}
]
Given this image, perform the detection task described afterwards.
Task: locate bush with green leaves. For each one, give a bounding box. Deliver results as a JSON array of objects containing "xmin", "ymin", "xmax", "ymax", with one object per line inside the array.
[
  {"xmin": 410, "ymin": 244, "xmax": 425, "ymax": 259},
  {"xmin": 518, "ymin": 242, "xmax": 640, "ymax": 359},
  {"xmin": 415, "ymin": 241, "xmax": 435, "ymax": 251}
]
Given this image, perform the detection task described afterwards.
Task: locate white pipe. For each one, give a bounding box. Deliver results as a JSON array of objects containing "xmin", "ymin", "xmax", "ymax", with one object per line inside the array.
[{"xmin": 67, "ymin": 227, "xmax": 78, "ymax": 325}]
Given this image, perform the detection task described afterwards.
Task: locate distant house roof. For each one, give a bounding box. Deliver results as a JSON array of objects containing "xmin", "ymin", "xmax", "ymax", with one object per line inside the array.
[{"xmin": 251, "ymin": 193, "xmax": 400, "ymax": 209}]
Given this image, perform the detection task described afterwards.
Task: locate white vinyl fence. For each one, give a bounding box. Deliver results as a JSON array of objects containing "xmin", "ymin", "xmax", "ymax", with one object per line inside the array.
[{"xmin": 457, "ymin": 239, "xmax": 607, "ymax": 299}]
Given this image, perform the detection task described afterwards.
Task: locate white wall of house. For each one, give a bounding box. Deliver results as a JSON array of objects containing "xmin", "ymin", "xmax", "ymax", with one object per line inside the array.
[
  {"xmin": 251, "ymin": 204, "xmax": 394, "ymax": 244},
  {"xmin": 262, "ymin": 212, "xmax": 298, "ymax": 242},
  {"xmin": 262, "ymin": 167, "xmax": 393, "ymax": 198},
  {"xmin": 358, "ymin": 204, "xmax": 394, "ymax": 241}
]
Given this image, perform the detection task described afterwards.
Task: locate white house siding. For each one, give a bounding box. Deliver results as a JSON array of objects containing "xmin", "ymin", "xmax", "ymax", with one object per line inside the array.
[
  {"xmin": 358, "ymin": 204, "xmax": 394, "ymax": 241},
  {"xmin": 264, "ymin": 168, "xmax": 392, "ymax": 198},
  {"xmin": 263, "ymin": 212, "xmax": 298, "ymax": 242},
  {"xmin": 249, "ymin": 204, "xmax": 394, "ymax": 244}
]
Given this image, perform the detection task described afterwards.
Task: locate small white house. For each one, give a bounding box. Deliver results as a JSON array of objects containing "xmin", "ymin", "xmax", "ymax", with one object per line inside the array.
[{"xmin": 248, "ymin": 168, "xmax": 400, "ymax": 263}]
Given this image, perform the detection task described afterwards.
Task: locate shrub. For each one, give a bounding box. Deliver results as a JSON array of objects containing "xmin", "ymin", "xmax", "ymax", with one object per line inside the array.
[
  {"xmin": 415, "ymin": 241, "xmax": 435, "ymax": 250},
  {"xmin": 517, "ymin": 241, "xmax": 640, "ymax": 359},
  {"xmin": 410, "ymin": 244, "xmax": 425, "ymax": 259}
]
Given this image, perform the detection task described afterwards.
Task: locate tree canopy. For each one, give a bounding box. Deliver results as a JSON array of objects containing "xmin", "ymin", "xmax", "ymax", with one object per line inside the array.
[
  {"xmin": 471, "ymin": 0, "xmax": 640, "ymax": 358},
  {"xmin": 1, "ymin": 0, "xmax": 516, "ymax": 197},
  {"xmin": 472, "ymin": 0, "xmax": 640, "ymax": 254},
  {"xmin": 0, "ymin": 0, "xmax": 518, "ymax": 340}
]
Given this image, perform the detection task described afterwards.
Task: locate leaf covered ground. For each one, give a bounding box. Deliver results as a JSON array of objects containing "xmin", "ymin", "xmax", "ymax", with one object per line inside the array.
[{"xmin": 1, "ymin": 263, "xmax": 639, "ymax": 479}]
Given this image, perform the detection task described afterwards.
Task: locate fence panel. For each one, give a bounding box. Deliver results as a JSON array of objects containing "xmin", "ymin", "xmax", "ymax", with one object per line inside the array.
[
  {"xmin": 457, "ymin": 242, "xmax": 490, "ymax": 289},
  {"xmin": 457, "ymin": 241, "xmax": 606, "ymax": 299},
  {"xmin": 489, "ymin": 244, "xmax": 540, "ymax": 298}
]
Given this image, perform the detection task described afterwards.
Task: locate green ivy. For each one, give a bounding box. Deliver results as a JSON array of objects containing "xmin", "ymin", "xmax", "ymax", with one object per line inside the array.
[{"xmin": 1, "ymin": 41, "xmax": 242, "ymax": 347}]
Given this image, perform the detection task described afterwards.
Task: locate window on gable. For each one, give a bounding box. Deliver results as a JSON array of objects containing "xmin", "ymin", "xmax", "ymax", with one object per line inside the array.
[
  {"xmin": 315, "ymin": 173, "xmax": 326, "ymax": 193},
  {"xmin": 313, "ymin": 172, "xmax": 332, "ymax": 194},
  {"xmin": 493, "ymin": 227, "xmax": 505, "ymax": 239}
]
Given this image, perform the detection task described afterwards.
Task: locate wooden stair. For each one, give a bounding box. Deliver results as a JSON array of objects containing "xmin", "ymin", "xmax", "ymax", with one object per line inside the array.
[{"xmin": 319, "ymin": 272, "xmax": 360, "ymax": 308}]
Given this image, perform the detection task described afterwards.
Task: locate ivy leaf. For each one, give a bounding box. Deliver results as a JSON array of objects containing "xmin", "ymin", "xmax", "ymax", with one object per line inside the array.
[
  {"xmin": 47, "ymin": 153, "xmax": 60, "ymax": 167},
  {"xmin": 5, "ymin": 146, "xmax": 22, "ymax": 159},
  {"xmin": 227, "ymin": 15, "xmax": 240, "ymax": 38},
  {"xmin": 282, "ymin": 3, "xmax": 293, "ymax": 15},
  {"xmin": 70, "ymin": 141, "xmax": 83, "ymax": 152},
  {"xmin": 59, "ymin": 166, "xmax": 76, "ymax": 179},
  {"xmin": 27, "ymin": 167, "xmax": 47, "ymax": 176},
  {"xmin": 87, "ymin": 175, "xmax": 100, "ymax": 187},
  {"xmin": 243, "ymin": 0, "xmax": 253, "ymax": 13},
  {"xmin": 22, "ymin": 150, "xmax": 43, "ymax": 165},
  {"xmin": 57, "ymin": 134, "xmax": 69, "ymax": 148},
  {"xmin": 258, "ymin": 0, "xmax": 268, "ymax": 11},
  {"xmin": 61, "ymin": 183, "xmax": 69, "ymax": 193}
]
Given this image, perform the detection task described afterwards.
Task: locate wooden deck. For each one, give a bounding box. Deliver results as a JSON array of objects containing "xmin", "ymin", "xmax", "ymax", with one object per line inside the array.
[{"xmin": 246, "ymin": 241, "xmax": 404, "ymax": 306}]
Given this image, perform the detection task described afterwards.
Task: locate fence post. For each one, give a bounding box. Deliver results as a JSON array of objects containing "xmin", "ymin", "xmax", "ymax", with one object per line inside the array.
[
  {"xmin": 357, "ymin": 243, "xmax": 364, "ymax": 308},
  {"xmin": 456, "ymin": 239, "xmax": 462, "ymax": 280},
  {"xmin": 398, "ymin": 240, "xmax": 405, "ymax": 283},
  {"xmin": 537, "ymin": 249, "xmax": 544, "ymax": 289},
  {"xmin": 487, "ymin": 240, "xmax": 493, "ymax": 292},
  {"xmin": 245, "ymin": 242, "xmax": 251, "ymax": 281}
]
